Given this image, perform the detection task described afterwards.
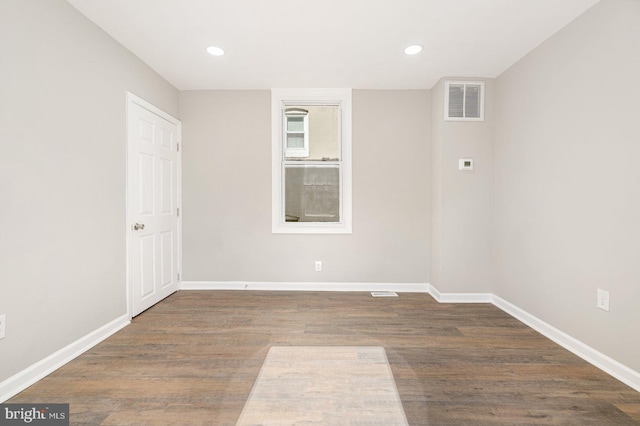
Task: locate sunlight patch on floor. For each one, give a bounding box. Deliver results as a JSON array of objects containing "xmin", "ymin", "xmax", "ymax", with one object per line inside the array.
[{"xmin": 237, "ymin": 346, "xmax": 408, "ymax": 425}]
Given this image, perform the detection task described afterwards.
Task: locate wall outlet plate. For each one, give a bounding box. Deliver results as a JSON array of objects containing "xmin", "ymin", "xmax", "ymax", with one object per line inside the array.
[
  {"xmin": 315, "ymin": 261, "xmax": 322, "ymax": 272},
  {"xmin": 597, "ymin": 289, "xmax": 610, "ymax": 312},
  {"xmin": 459, "ymin": 158, "xmax": 474, "ymax": 170}
]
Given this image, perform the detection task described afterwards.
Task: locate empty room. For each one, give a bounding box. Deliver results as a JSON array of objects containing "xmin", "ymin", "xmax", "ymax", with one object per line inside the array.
[{"xmin": 1, "ymin": 0, "xmax": 640, "ymax": 424}]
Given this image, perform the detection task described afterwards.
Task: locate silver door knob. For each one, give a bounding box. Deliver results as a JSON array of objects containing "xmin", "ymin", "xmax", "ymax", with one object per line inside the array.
[{"xmin": 132, "ymin": 223, "xmax": 145, "ymax": 231}]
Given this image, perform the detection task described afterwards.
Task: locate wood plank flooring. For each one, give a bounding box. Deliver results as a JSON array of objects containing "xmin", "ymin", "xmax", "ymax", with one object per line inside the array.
[{"xmin": 8, "ymin": 291, "xmax": 640, "ymax": 425}]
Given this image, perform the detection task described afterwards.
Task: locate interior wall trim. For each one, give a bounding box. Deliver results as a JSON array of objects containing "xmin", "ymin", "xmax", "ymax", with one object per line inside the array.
[
  {"xmin": 427, "ymin": 285, "xmax": 493, "ymax": 303},
  {"xmin": 181, "ymin": 281, "xmax": 430, "ymax": 293},
  {"xmin": 0, "ymin": 314, "xmax": 130, "ymax": 403}
]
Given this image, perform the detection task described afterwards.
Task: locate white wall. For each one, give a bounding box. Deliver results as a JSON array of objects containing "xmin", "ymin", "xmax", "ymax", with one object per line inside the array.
[
  {"xmin": 494, "ymin": 0, "xmax": 640, "ymax": 371},
  {"xmin": 180, "ymin": 90, "xmax": 431, "ymax": 284},
  {"xmin": 431, "ymin": 78, "xmax": 495, "ymax": 293},
  {"xmin": 0, "ymin": 0, "xmax": 178, "ymax": 382}
]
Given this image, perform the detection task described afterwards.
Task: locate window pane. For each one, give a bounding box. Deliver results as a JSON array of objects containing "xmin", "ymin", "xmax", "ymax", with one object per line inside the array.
[
  {"xmin": 465, "ymin": 85, "xmax": 481, "ymax": 118},
  {"xmin": 285, "ymin": 105, "xmax": 340, "ymax": 161},
  {"xmin": 287, "ymin": 116, "xmax": 305, "ymax": 132},
  {"xmin": 285, "ymin": 166, "xmax": 339, "ymax": 223},
  {"xmin": 286, "ymin": 134, "xmax": 305, "ymax": 149},
  {"xmin": 448, "ymin": 84, "xmax": 464, "ymax": 118}
]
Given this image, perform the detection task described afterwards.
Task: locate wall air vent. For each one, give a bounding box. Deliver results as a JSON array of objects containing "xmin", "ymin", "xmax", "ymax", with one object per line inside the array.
[{"xmin": 445, "ymin": 80, "xmax": 485, "ymax": 121}]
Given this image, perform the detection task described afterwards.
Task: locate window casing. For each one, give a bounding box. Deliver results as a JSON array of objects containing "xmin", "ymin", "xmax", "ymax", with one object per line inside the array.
[
  {"xmin": 445, "ymin": 80, "xmax": 485, "ymax": 121},
  {"xmin": 272, "ymin": 89, "xmax": 352, "ymax": 234}
]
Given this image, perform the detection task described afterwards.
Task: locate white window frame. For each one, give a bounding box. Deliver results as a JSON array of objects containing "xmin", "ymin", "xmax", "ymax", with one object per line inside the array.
[
  {"xmin": 444, "ymin": 80, "xmax": 485, "ymax": 121},
  {"xmin": 284, "ymin": 109, "xmax": 309, "ymax": 158},
  {"xmin": 271, "ymin": 88, "xmax": 352, "ymax": 234}
]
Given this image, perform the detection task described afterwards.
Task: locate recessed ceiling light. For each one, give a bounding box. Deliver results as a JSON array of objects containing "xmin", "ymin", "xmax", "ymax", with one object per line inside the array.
[
  {"xmin": 404, "ymin": 45, "xmax": 423, "ymax": 55},
  {"xmin": 206, "ymin": 46, "xmax": 225, "ymax": 56}
]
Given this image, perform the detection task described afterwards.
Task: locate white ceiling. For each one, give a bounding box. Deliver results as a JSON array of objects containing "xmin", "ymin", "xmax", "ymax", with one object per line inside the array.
[{"xmin": 66, "ymin": 0, "xmax": 599, "ymax": 90}]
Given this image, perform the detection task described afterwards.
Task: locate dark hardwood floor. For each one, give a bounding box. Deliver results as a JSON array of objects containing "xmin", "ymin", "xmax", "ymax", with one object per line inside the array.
[{"xmin": 8, "ymin": 291, "xmax": 640, "ymax": 425}]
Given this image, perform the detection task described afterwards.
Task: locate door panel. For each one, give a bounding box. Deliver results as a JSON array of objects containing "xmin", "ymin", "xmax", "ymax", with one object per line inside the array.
[
  {"xmin": 160, "ymin": 230, "xmax": 173, "ymax": 288},
  {"xmin": 139, "ymin": 153, "xmax": 154, "ymax": 215},
  {"xmin": 129, "ymin": 96, "xmax": 180, "ymax": 317},
  {"xmin": 160, "ymin": 158, "xmax": 173, "ymax": 215},
  {"xmin": 159, "ymin": 126, "xmax": 173, "ymax": 150},
  {"xmin": 139, "ymin": 234, "xmax": 155, "ymax": 298}
]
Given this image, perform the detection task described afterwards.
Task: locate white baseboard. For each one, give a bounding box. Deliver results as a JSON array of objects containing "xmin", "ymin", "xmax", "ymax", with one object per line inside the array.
[
  {"xmin": 491, "ymin": 295, "xmax": 640, "ymax": 393},
  {"xmin": 428, "ymin": 285, "xmax": 493, "ymax": 303},
  {"xmin": 181, "ymin": 281, "xmax": 430, "ymax": 293},
  {"xmin": 0, "ymin": 314, "xmax": 130, "ymax": 403}
]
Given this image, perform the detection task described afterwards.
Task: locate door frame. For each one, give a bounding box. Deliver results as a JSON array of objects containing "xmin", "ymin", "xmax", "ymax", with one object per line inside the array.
[{"xmin": 125, "ymin": 92, "xmax": 182, "ymax": 319}]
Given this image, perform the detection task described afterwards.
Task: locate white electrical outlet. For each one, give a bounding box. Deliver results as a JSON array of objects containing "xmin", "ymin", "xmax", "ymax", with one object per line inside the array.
[
  {"xmin": 597, "ymin": 289, "xmax": 610, "ymax": 312},
  {"xmin": 315, "ymin": 261, "xmax": 322, "ymax": 272},
  {"xmin": 0, "ymin": 314, "xmax": 6, "ymax": 339}
]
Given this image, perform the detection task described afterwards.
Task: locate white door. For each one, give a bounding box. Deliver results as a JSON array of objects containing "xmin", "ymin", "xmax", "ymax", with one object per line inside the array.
[{"xmin": 127, "ymin": 94, "xmax": 181, "ymax": 317}]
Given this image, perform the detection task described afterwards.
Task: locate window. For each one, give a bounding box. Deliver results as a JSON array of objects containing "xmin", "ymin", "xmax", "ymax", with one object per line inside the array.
[
  {"xmin": 445, "ymin": 81, "xmax": 485, "ymax": 121},
  {"xmin": 272, "ymin": 89, "xmax": 352, "ymax": 234},
  {"xmin": 284, "ymin": 108, "xmax": 309, "ymax": 158}
]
